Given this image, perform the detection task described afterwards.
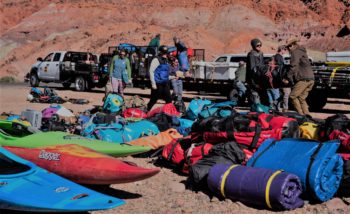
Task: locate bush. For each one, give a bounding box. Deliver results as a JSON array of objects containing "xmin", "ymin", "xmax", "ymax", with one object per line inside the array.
[{"xmin": 0, "ymin": 76, "xmax": 17, "ymax": 83}]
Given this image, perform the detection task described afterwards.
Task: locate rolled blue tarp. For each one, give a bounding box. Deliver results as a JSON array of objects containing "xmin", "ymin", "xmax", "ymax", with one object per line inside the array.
[
  {"xmin": 247, "ymin": 138, "xmax": 343, "ymax": 201},
  {"xmin": 207, "ymin": 164, "xmax": 304, "ymax": 210}
]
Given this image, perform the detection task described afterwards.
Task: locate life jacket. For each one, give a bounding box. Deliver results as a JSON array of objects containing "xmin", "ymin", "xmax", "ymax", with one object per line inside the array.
[{"xmin": 154, "ymin": 57, "xmax": 170, "ymax": 84}]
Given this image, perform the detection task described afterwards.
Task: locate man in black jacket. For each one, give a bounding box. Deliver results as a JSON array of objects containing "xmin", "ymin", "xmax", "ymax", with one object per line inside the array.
[
  {"xmin": 283, "ymin": 38, "xmax": 314, "ymax": 115},
  {"xmin": 246, "ymin": 38, "xmax": 268, "ymax": 105},
  {"xmin": 274, "ymin": 45, "xmax": 290, "ymax": 112}
]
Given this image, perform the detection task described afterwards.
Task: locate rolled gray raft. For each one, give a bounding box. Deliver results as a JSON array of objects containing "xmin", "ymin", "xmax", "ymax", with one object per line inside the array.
[{"xmin": 207, "ymin": 164, "xmax": 304, "ymax": 210}]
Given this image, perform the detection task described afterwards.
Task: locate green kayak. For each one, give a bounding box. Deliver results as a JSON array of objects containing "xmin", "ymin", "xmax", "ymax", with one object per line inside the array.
[{"xmin": 0, "ymin": 131, "xmax": 151, "ymax": 157}]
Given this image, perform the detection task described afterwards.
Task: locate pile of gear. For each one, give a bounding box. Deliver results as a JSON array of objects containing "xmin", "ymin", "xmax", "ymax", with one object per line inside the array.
[{"xmin": 2, "ymin": 91, "xmax": 350, "ymax": 211}]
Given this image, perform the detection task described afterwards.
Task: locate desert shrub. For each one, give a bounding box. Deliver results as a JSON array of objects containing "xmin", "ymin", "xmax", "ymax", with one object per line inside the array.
[{"xmin": 0, "ymin": 76, "xmax": 16, "ymax": 83}]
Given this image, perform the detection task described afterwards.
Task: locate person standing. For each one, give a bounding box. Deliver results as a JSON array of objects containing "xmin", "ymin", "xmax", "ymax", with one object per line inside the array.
[
  {"xmin": 109, "ymin": 49, "xmax": 131, "ymax": 96},
  {"xmin": 147, "ymin": 34, "xmax": 161, "ymax": 56},
  {"xmin": 169, "ymin": 57, "xmax": 184, "ymax": 101},
  {"xmin": 283, "ymin": 38, "xmax": 314, "ymax": 115},
  {"xmin": 246, "ymin": 38, "xmax": 268, "ymax": 105},
  {"xmin": 173, "ymin": 37, "xmax": 189, "ymax": 72},
  {"xmin": 147, "ymin": 45, "xmax": 172, "ymax": 111},
  {"xmin": 274, "ymin": 45, "xmax": 290, "ymax": 112},
  {"xmin": 234, "ymin": 61, "xmax": 247, "ymax": 104}
]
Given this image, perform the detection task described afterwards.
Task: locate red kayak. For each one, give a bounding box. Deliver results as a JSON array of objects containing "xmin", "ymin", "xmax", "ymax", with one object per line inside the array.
[{"xmin": 4, "ymin": 144, "xmax": 160, "ymax": 184}]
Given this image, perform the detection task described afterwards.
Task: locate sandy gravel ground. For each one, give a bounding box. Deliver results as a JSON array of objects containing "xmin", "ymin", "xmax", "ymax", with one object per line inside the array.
[{"xmin": 0, "ymin": 82, "xmax": 350, "ymax": 214}]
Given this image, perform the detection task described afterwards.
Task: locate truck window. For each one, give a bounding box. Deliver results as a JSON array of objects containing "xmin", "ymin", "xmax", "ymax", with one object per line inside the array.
[
  {"xmin": 215, "ymin": 57, "xmax": 227, "ymax": 62},
  {"xmin": 53, "ymin": 53, "xmax": 61, "ymax": 62},
  {"xmin": 43, "ymin": 53, "xmax": 54, "ymax": 62},
  {"xmin": 230, "ymin": 57, "xmax": 247, "ymax": 63}
]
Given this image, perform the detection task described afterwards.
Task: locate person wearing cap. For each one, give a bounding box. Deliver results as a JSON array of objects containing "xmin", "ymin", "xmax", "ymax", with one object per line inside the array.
[
  {"xmin": 282, "ymin": 38, "xmax": 314, "ymax": 115},
  {"xmin": 109, "ymin": 49, "xmax": 131, "ymax": 96},
  {"xmin": 173, "ymin": 37, "xmax": 189, "ymax": 72},
  {"xmin": 246, "ymin": 38, "xmax": 268, "ymax": 105},
  {"xmin": 147, "ymin": 45, "xmax": 172, "ymax": 111}
]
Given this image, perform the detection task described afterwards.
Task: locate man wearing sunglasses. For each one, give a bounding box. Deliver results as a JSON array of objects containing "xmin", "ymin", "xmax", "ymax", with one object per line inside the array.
[
  {"xmin": 282, "ymin": 38, "xmax": 314, "ymax": 116},
  {"xmin": 246, "ymin": 38, "xmax": 269, "ymax": 105}
]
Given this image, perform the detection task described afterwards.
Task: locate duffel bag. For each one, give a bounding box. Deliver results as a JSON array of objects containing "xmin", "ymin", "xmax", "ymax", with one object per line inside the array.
[{"xmin": 182, "ymin": 143, "xmax": 213, "ymax": 174}]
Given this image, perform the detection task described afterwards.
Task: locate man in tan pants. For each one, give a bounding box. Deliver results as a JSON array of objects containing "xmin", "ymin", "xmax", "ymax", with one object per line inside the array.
[{"xmin": 283, "ymin": 38, "xmax": 314, "ymax": 115}]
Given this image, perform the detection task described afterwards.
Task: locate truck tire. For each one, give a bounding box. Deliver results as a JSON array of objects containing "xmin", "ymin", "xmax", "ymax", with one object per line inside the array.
[
  {"xmin": 62, "ymin": 83, "xmax": 71, "ymax": 89},
  {"xmin": 307, "ymin": 89, "xmax": 327, "ymax": 112},
  {"xmin": 227, "ymin": 88, "xmax": 239, "ymax": 101},
  {"xmin": 75, "ymin": 76, "xmax": 86, "ymax": 91},
  {"xmin": 29, "ymin": 72, "xmax": 40, "ymax": 87}
]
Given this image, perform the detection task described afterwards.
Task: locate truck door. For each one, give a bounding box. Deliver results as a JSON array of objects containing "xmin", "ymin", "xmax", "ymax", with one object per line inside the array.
[
  {"xmin": 37, "ymin": 53, "xmax": 54, "ymax": 80},
  {"xmin": 48, "ymin": 52, "xmax": 62, "ymax": 80}
]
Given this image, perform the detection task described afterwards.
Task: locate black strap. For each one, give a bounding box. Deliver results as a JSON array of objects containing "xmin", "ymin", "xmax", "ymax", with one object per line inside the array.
[
  {"xmin": 250, "ymin": 140, "xmax": 277, "ymax": 167},
  {"xmin": 167, "ymin": 140, "xmax": 181, "ymax": 161},
  {"xmin": 226, "ymin": 131, "xmax": 236, "ymax": 141},
  {"xmin": 265, "ymin": 115, "xmax": 274, "ymax": 123},
  {"xmin": 305, "ymin": 142, "xmax": 324, "ymax": 198},
  {"xmin": 249, "ymin": 124, "xmax": 262, "ymax": 150}
]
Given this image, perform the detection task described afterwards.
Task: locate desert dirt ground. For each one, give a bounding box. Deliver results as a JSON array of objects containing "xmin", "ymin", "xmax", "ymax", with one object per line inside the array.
[{"xmin": 0, "ymin": 82, "xmax": 350, "ymax": 214}]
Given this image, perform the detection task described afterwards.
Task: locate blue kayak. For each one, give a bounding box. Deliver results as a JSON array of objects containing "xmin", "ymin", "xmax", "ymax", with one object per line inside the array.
[{"xmin": 0, "ymin": 147, "xmax": 125, "ymax": 212}]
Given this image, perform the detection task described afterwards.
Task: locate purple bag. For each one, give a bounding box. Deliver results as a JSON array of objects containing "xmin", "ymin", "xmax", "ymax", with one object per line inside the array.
[
  {"xmin": 42, "ymin": 107, "xmax": 59, "ymax": 119},
  {"xmin": 207, "ymin": 164, "xmax": 304, "ymax": 210}
]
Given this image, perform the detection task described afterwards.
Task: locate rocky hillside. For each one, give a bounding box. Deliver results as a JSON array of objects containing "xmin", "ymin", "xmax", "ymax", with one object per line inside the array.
[{"xmin": 0, "ymin": 0, "xmax": 349, "ymax": 78}]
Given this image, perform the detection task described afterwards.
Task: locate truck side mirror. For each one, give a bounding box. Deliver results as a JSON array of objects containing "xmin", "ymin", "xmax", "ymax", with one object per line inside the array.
[{"xmin": 37, "ymin": 57, "xmax": 43, "ymax": 62}]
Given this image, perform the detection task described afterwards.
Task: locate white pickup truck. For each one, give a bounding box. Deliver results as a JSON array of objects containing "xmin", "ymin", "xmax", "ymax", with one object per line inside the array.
[{"xmin": 29, "ymin": 51, "xmax": 108, "ymax": 91}]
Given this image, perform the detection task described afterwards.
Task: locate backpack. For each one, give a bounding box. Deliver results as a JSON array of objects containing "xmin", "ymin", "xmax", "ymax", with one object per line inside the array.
[
  {"xmin": 154, "ymin": 57, "xmax": 170, "ymax": 84},
  {"xmin": 147, "ymin": 103, "xmax": 181, "ymax": 118},
  {"xmin": 174, "ymin": 99, "xmax": 186, "ymax": 114},
  {"xmin": 161, "ymin": 137, "xmax": 192, "ymax": 167},
  {"xmin": 123, "ymin": 95, "xmax": 147, "ymax": 112},
  {"xmin": 122, "ymin": 108, "xmax": 147, "ymax": 121},
  {"xmin": 339, "ymin": 159, "xmax": 350, "ymax": 196},
  {"xmin": 30, "ymin": 87, "xmax": 43, "ymax": 98},
  {"xmin": 147, "ymin": 113, "xmax": 180, "ymax": 132},
  {"xmin": 103, "ymin": 93, "xmax": 124, "ymax": 114},
  {"xmin": 185, "ymin": 98, "xmax": 212, "ymax": 120},
  {"xmin": 324, "ymin": 114, "xmax": 350, "ymax": 137},
  {"xmin": 199, "ymin": 105, "xmax": 236, "ymax": 119}
]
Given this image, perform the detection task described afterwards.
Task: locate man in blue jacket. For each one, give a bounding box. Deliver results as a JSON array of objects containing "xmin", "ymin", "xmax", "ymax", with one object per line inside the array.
[{"xmin": 147, "ymin": 45, "xmax": 172, "ymax": 111}]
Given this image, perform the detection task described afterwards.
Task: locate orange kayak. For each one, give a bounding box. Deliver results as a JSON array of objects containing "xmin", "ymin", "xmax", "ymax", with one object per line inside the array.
[{"xmin": 4, "ymin": 144, "xmax": 160, "ymax": 184}]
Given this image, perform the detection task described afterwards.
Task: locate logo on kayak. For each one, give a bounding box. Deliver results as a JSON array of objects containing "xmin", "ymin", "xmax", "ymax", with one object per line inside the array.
[
  {"xmin": 55, "ymin": 187, "xmax": 70, "ymax": 193},
  {"xmin": 39, "ymin": 150, "xmax": 61, "ymax": 161}
]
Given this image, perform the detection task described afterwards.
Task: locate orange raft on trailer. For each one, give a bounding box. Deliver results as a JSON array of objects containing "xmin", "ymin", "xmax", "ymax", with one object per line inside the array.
[{"xmin": 4, "ymin": 144, "xmax": 160, "ymax": 185}]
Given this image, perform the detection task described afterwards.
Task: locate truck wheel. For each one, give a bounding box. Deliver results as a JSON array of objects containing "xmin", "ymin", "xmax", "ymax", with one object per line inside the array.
[
  {"xmin": 227, "ymin": 88, "xmax": 239, "ymax": 101},
  {"xmin": 307, "ymin": 89, "xmax": 327, "ymax": 112},
  {"xmin": 62, "ymin": 83, "xmax": 71, "ymax": 89},
  {"xmin": 30, "ymin": 73, "xmax": 40, "ymax": 87},
  {"xmin": 75, "ymin": 76, "xmax": 86, "ymax": 91}
]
